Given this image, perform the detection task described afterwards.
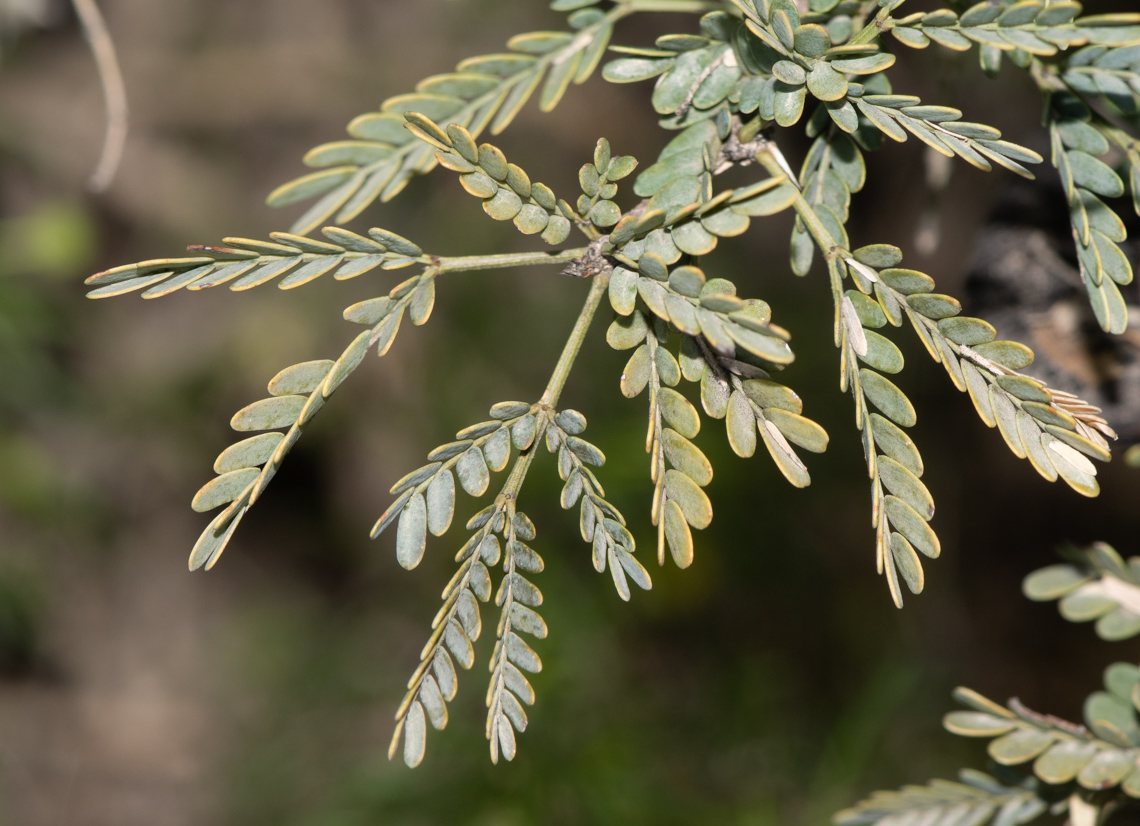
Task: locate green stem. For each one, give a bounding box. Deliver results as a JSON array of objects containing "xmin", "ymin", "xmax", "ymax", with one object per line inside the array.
[
  {"xmin": 755, "ymin": 142, "xmax": 839, "ymax": 253},
  {"xmin": 850, "ymin": 11, "xmax": 892, "ymax": 45},
  {"xmin": 436, "ymin": 248, "xmax": 586, "ymax": 274},
  {"xmin": 500, "ymin": 433, "xmax": 541, "ymax": 501},
  {"xmin": 540, "ymin": 271, "xmax": 611, "ymax": 408},
  {"xmin": 494, "ymin": 270, "xmax": 611, "ymax": 505}
]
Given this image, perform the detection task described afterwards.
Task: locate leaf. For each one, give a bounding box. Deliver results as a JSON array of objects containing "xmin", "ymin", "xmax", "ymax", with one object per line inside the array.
[
  {"xmin": 758, "ymin": 417, "xmax": 810, "ymax": 488},
  {"xmin": 403, "ymin": 701, "xmax": 427, "ymax": 768},
  {"xmin": 214, "ymin": 433, "xmax": 284, "ymax": 474},
  {"xmin": 830, "ymin": 53, "xmax": 896, "ymax": 74},
  {"xmin": 663, "ymin": 499, "xmax": 694, "ymax": 568},
  {"xmin": 870, "ymin": 414, "xmax": 923, "ymax": 476},
  {"xmin": 772, "ymin": 60, "xmax": 806, "ymax": 85},
  {"xmin": 1068, "ymin": 151, "xmax": 1125, "ymax": 198},
  {"xmin": 988, "ymin": 729, "xmax": 1056, "ymax": 766},
  {"xmin": 1023, "ymin": 565, "xmax": 1089, "ymax": 600},
  {"xmin": 860, "ymin": 370, "xmax": 917, "ymax": 428},
  {"xmin": 419, "ymin": 675, "xmax": 448, "ymax": 730},
  {"xmin": 457, "ymin": 448, "xmax": 491, "ymax": 497},
  {"xmin": 662, "ymin": 429, "xmax": 712, "ymax": 486},
  {"xmin": 392, "ymin": 463, "xmax": 443, "ymax": 495},
  {"xmin": 907, "ymin": 293, "xmax": 961, "ymax": 320},
  {"xmin": 742, "ymin": 379, "xmax": 802, "ymax": 414},
  {"xmin": 230, "ymin": 396, "xmax": 307, "ymax": 432},
  {"xmin": 396, "ymin": 494, "xmax": 428, "ymax": 570},
  {"xmin": 879, "ymin": 268, "xmax": 935, "ymax": 295},
  {"xmin": 652, "ymin": 47, "xmax": 718, "ymax": 114},
  {"xmin": 1078, "ymin": 749, "xmax": 1135, "ymax": 789},
  {"xmin": 621, "ymin": 345, "xmax": 652, "ymax": 398},
  {"xmin": 426, "ymin": 470, "xmax": 456, "ymax": 537},
  {"xmin": 268, "ymin": 360, "xmax": 335, "ymax": 396},
  {"xmin": 973, "ymin": 341, "xmax": 1034, "ymax": 370},
  {"xmin": 567, "ymin": 436, "xmax": 605, "ymax": 467},
  {"xmin": 482, "ymin": 429, "xmax": 511, "ymax": 473},
  {"xmin": 884, "ymin": 495, "xmax": 940, "ymax": 558},
  {"xmin": 938, "ymin": 316, "xmax": 996, "ymax": 346},
  {"xmin": 807, "ymin": 62, "xmax": 848, "ymax": 101},
  {"xmin": 726, "ymin": 390, "xmax": 757, "ymax": 458},
  {"xmin": 609, "ymin": 267, "xmax": 639, "ymax": 316},
  {"xmin": 663, "ymin": 469, "xmax": 712, "ymax": 529},
  {"xmin": 726, "ymin": 324, "xmax": 794, "ymax": 364},
  {"xmin": 954, "ymin": 686, "xmax": 1016, "ymax": 718},
  {"xmin": 1098, "ymin": 609, "xmax": 1140, "ymax": 641},
  {"xmin": 878, "ymin": 457, "xmax": 934, "ymax": 519},
  {"xmin": 1059, "ymin": 588, "xmax": 1117, "ymax": 621},
  {"xmin": 1085, "ymin": 692, "xmax": 1139, "ymax": 744},
  {"xmin": 893, "ymin": 26, "xmax": 930, "ymax": 49},
  {"xmin": 732, "ymin": 183, "xmax": 798, "ymax": 216},
  {"xmin": 774, "ymin": 82, "xmax": 807, "ymax": 127},
  {"xmin": 603, "ymin": 56, "xmax": 674, "ymax": 83},
  {"xmin": 445, "ymin": 619, "xmax": 475, "ymax": 668},
  {"xmin": 659, "ymin": 387, "xmax": 701, "ymax": 438},
  {"xmin": 410, "ymin": 278, "xmax": 437, "ymax": 326},
  {"xmin": 192, "ymin": 469, "xmax": 259, "ymax": 513},
  {"xmin": 860, "ymin": 330, "xmax": 904, "ymax": 374},
  {"xmin": 764, "ymin": 408, "xmax": 828, "ymax": 453},
  {"xmin": 890, "ymin": 533, "xmax": 924, "ymax": 595},
  {"xmin": 1034, "ymin": 741, "xmax": 1098, "ymax": 784},
  {"xmin": 943, "ymin": 711, "xmax": 1018, "ymax": 737},
  {"xmin": 505, "ymin": 631, "xmax": 542, "ymax": 673}
]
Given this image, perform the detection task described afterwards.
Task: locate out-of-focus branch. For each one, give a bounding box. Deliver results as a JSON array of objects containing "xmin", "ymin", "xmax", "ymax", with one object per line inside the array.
[{"xmin": 71, "ymin": 0, "xmax": 127, "ymax": 193}]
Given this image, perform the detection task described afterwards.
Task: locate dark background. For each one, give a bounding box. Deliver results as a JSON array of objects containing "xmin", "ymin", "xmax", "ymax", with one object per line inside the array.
[{"xmin": 0, "ymin": 1, "xmax": 1137, "ymax": 824}]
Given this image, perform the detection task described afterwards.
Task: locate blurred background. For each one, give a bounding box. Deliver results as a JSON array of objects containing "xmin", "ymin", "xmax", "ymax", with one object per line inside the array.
[{"xmin": 0, "ymin": 0, "xmax": 1137, "ymax": 824}]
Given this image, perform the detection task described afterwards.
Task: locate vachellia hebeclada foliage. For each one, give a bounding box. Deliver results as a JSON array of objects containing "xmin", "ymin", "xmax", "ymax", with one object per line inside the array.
[
  {"xmin": 838, "ymin": 543, "xmax": 1140, "ymax": 826},
  {"xmin": 84, "ymin": 0, "xmax": 1139, "ymax": 766}
]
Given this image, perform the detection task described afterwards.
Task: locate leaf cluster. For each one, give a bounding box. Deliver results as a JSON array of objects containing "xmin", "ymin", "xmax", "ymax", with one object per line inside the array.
[
  {"xmin": 82, "ymin": 0, "xmax": 1140, "ymax": 769},
  {"xmin": 839, "ymin": 545, "xmax": 1140, "ymax": 826}
]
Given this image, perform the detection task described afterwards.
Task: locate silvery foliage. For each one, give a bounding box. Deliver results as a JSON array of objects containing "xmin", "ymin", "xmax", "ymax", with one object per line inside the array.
[{"xmin": 84, "ymin": 0, "xmax": 1140, "ymax": 767}]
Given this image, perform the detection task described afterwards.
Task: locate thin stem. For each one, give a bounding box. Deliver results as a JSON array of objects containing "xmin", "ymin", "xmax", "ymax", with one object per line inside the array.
[
  {"xmin": 72, "ymin": 0, "xmax": 128, "ymax": 193},
  {"xmin": 849, "ymin": 0, "xmax": 894, "ymax": 47},
  {"xmin": 540, "ymin": 271, "xmax": 611, "ymax": 408},
  {"xmin": 755, "ymin": 141, "xmax": 840, "ymax": 253},
  {"xmin": 850, "ymin": 16, "xmax": 891, "ymax": 45},
  {"xmin": 436, "ymin": 248, "xmax": 586, "ymax": 274},
  {"xmin": 623, "ymin": 0, "xmax": 724, "ymax": 11},
  {"xmin": 502, "ymin": 435, "xmax": 541, "ymax": 497},
  {"xmin": 644, "ymin": 327, "xmax": 666, "ymax": 562},
  {"xmin": 495, "ymin": 271, "xmax": 611, "ymax": 502}
]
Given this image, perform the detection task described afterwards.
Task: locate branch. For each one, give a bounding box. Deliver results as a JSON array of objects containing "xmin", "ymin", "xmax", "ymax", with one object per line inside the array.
[
  {"xmin": 71, "ymin": 0, "xmax": 128, "ymax": 193},
  {"xmin": 385, "ymin": 272, "xmax": 611, "ymax": 766},
  {"xmin": 269, "ymin": 0, "xmax": 716, "ymax": 234},
  {"xmin": 753, "ymin": 137, "xmax": 1114, "ymax": 487}
]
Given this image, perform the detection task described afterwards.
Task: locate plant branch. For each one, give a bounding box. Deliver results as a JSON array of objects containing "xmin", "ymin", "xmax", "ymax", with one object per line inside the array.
[
  {"xmin": 436, "ymin": 248, "xmax": 587, "ymax": 274},
  {"xmin": 540, "ymin": 271, "xmax": 611, "ymax": 408},
  {"xmin": 850, "ymin": 2, "xmax": 893, "ymax": 45},
  {"xmin": 754, "ymin": 141, "xmax": 839, "ymax": 254},
  {"xmin": 72, "ymin": 0, "xmax": 128, "ymax": 193},
  {"xmin": 623, "ymin": 0, "xmax": 724, "ymax": 11}
]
